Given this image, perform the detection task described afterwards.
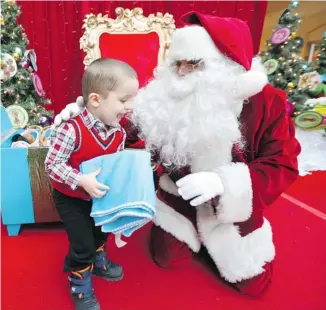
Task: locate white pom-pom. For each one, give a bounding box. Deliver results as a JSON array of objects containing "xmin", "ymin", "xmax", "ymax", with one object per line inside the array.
[
  {"xmin": 237, "ymin": 70, "xmax": 268, "ymax": 99},
  {"xmin": 236, "ymin": 56, "xmax": 268, "ymax": 99}
]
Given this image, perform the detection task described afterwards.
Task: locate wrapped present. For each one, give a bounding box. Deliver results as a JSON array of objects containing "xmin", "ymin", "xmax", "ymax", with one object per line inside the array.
[
  {"xmin": 80, "ymin": 150, "xmax": 156, "ymax": 246},
  {"xmin": 1, "ymin": 106, "xmax": 60, "ymax": 236}
]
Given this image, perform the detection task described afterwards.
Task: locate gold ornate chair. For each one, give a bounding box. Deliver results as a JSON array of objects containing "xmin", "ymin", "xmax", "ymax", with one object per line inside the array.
[{"xmin": 80, "ymin": 7, "xmax": 175, "ymax": 87}]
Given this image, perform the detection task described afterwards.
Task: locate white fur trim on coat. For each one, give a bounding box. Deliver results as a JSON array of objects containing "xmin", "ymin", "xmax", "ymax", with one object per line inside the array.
[
  {"xmin": 197, "ymin": 204, "xmax": 275, "ymax": 283},
  {"xmin": 154, "ymin": 198, "xmax": 201, "ymax": 252},
  {"xmin": 159, "ymin": 174, "xmax": 180, "ymax": 196},
  {"xmin": 167, "ymin": 25, "xmax": 223, "ymax": 62},
  {"xmin": 214, "ymin": 162, "xmax": 253, "ymax": 224}
]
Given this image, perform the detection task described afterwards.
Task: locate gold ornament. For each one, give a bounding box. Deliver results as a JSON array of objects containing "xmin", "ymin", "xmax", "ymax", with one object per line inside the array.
[
  {"xmin": 287, "ymin": 82, "xmax": 295, "ymax": 89},
  {"xmin": 0, "ymin": 60, "xmax": 4, "ymax": 69},
  {"xmin": 13, "ymin": 52, "xmax": 20, "ymax": 61},
  {"xmin": 6, "ymin": 0, "xmax": 15, "ymax": 6},
  {"xmin": 290, "ymin": 32, "xmax": 297, "ymax": 39},
  {"xmin": 0, "ymin": 17, "xmax": 4, "ymax": 25}
]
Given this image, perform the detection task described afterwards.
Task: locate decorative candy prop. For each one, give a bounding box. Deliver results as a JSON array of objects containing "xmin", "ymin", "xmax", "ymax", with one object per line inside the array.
[
  {"xmin": 264, "ymin": 59, "xmax": 278, "ymax": 75},
  {"xmin": 33, "ymin": 73, "xmax": 45, "ymax": 96},
  {"xmin": 6, "ymin": 105, "xmax": 28, "ymax": 129},
  {"xmin": 271, "ymin": 27, "xmax": 290, "ymax": 45},
  {"xmin": 24, "ymin": 49, "xmax": 37, "ymax": 71},
  {"xmin": 294, "ymin": 111, "xmax": 325, "ymax": 129},
  {"xmin": 298, "ymin": 71, "xmax": 321, "ymax": 90},
  {"xmin": 0, "ymin": 53, "xmax": 17, "ymax": 80}
]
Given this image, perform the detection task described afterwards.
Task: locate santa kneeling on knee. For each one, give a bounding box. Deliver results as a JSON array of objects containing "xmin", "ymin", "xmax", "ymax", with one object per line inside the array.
[{"xmin": 54, "ymin": 11, "xmax": 301, "ymax": 298}]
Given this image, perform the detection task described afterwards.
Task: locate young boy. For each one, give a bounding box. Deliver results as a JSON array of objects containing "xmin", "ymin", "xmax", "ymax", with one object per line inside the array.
[{"xmin": 45, "ymin": 58, "xmax": 139, "ymax": 310}]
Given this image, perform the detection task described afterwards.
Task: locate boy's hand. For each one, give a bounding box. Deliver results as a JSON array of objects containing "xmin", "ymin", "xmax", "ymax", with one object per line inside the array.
[{"xmin": 78, "ymin": 168, "xmax": 110, "ymax": 198}]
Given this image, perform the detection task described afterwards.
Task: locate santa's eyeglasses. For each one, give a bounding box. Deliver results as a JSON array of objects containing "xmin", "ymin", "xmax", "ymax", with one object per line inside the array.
[{"xmin": 170, "ymin": 59, "xmax": 204, "ymax": 74}]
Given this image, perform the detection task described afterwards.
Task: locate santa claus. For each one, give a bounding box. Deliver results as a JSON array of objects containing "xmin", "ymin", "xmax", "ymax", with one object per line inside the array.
[{"xmin": 54, "ymin": 11, "xmax": 301, "ymax": 297}]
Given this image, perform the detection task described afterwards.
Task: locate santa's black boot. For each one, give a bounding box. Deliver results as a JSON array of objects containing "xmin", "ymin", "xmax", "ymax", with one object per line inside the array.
[
  {"xmin": 92, "ymin": 244, "xmax": 123, "ymax": 281},
  {"xmin": 69, "ymin": 266, "xmax": 100, "ymax": 310}
]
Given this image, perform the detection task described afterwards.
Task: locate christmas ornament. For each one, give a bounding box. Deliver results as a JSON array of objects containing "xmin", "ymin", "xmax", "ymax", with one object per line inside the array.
[
  {"xmin": 4, "ymin": 88, "xmax": 14, "ymax": 95},
  {"xmin": 290, "ymin": 32, "xmax": 297, "ymax": 39},
  {"xmin": 286, "ymin": 100, "xmax": 295, "ymax": 116},
  {"xmin": 6, "ymin": 105, "xmax": 29, "ymax": 129},
  {"xmin": 40, "ymin": 115, "xmax": 52, "ymax": 127},
  {"xmin": 0, "ymin": 53, "xmax": 17, "ymax": 80},
  {"xmin": 5, "ymin": 0, "xmax": 15, "ymax": 7},
  {"xmin": 33, "ymin": 73, "xmax": 45, "ymax": 96},
  {"xmin": 13, "ymin": 52, "xmax": 21, "ymax": 61},
  {"xmin": 287, "ymin": 82, "xmax": 295, "ymax": 89},
  {"xmin": 294, "ymin": 111, "xmax": 324, "ymax": 129},
  {"xmin": 264, "ymin": 59, "xmax": 278, "ymax": 75},
  {"xmin": 14, "ymin": 47, "xmax": 22, "ymax": 56},
  {"xmin": 294, "ymin": 36, "xmax": 304, "ymax": 48},
  {"xmin": 24, "ymin": 49, "xmax": 37, "ymax": 71},
  {"xmin": 21, "ymin": 60, "xmax": 29, "ymax": 69},
  {"xmin": 284, "ymin": 68, "xmax": 294, "ymax": 79},
  {"xmin": 290, "ymin": 0, "xmax": 299, "ymax": 9},
  {"xmin": 271, "ymin": 28, "xmax": 290, "ymax": 45}
]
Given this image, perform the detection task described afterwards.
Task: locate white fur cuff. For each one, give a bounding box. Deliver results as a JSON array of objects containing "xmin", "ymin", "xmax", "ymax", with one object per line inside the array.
[
  {"xmin": 214, "ymin": 162, "xmax": 253, "ymax": 223},
  {"xmin": 154, "ymin": 198, "xmax": 201, "ymax": 252},
  {"xmin": 197, "ymin": 216, "xmax": 275, "ymax": 283},
  {"xmin": 159, "ymin": 174, "xmax": 180, "ymax": 196}
]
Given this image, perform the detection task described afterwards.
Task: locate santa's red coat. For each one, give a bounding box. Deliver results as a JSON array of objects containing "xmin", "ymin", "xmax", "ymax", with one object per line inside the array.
[{"xmin": 152, "ymin": 84, "xmax": 301, "ymax": 283}]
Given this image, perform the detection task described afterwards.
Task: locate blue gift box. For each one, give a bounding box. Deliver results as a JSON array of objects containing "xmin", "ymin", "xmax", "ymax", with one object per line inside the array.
[{"xmin": 0, "ymin": 105, "xmax": 59, "ymax": 236}]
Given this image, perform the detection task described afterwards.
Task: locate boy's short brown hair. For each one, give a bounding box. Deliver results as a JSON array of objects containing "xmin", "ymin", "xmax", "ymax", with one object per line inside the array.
[{"xmin": 82, "ymin": 58, "xmax": 137, "ymax": 105}]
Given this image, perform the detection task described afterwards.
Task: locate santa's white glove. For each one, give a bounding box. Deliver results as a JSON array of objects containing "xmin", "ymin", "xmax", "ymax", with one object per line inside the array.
[
  {"xmin": 52, "ymin": 96, "xmax": 84, "ymax": 128},
  {"xmin": 176, "ymin": 172, "xmax": 224, "ymax": 207}
]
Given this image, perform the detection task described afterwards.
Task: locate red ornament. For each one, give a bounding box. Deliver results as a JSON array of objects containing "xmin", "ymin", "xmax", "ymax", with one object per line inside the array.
[{"xmin": 286, "ymin": 100, "xmax": 294, "ymax": 116}]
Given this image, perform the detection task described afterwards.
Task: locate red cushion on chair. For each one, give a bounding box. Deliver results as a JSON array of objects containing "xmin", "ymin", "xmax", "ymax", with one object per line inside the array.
[{"xmin": 99, "ymin": 32, "xmax": 160, "ymax": 87}]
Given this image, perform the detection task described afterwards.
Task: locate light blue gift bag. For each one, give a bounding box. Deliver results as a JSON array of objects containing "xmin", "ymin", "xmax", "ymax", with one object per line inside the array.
[{"xmin": 80, "ymin": 150, "xmax": 156, "ymax": 247}]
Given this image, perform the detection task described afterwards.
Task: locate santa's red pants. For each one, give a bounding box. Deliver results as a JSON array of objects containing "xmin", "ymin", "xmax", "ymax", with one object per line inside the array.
[{"xmin": 150, "ymin": 224, "xmax": 273, "ymax": 298}]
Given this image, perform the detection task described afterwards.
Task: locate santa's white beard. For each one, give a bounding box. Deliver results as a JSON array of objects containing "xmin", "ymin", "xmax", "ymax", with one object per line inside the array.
[{"xmin": 131, "ymin": 59, "xmax": 246, "ymax": 171}]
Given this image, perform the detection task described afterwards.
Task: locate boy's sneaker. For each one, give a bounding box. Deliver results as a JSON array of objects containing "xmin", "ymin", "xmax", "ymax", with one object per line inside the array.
[
  {"xmin": 69, "ymin": 266, "xmax": 100, "ymax": 310},
  {"xmin": 92, "ymin": 245, "xmax": 123, "ymax": 282}
]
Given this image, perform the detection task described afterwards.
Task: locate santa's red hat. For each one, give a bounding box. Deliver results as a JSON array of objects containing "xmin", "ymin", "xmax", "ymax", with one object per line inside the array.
[{"xmin": 167, "ymin": 11, "xmax": 268, "ymax": 98}]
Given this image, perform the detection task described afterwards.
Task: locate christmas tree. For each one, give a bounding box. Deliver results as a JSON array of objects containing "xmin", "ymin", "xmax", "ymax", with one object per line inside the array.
[
  {"xmin": 315, "ymin": 33, "xmax": 326, "ymax": 76},
  {"xmin": 0, "ymin": 0, "xmax": 53, "ymax": 128},
  {"xmin": 259, "ymin": 4, "xmax": 314, "ymax": 114}
]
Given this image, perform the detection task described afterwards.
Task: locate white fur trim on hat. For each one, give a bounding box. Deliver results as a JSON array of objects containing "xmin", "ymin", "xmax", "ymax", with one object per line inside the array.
[
  {"xmin": 167, "ymin": 25, "xmax": 223, "ymax": 62},
  {"xmin": 236, "ymin": 57, "xmax": 268, "ymax": 99}
]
